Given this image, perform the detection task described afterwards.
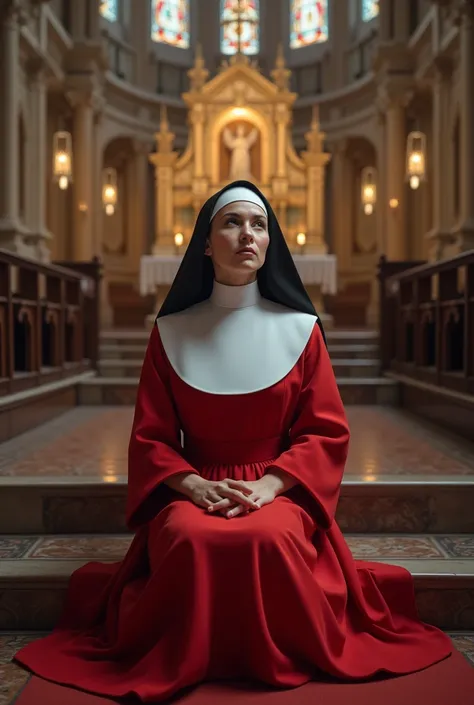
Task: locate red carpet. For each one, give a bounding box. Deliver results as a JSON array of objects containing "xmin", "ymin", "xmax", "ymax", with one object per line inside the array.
[{"xmin": 14, "ymin": 651, "xmax": 474, "ymax": 705}]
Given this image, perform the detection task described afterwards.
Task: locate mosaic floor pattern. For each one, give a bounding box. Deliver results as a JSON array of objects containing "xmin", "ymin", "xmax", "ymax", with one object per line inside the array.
[
  {"xmin": 0, "ymin": 406, "xmax": 473, "ymax": 479},
  {"xmin": 1, "ymin": 533, "xmax": 474, "ymax": 560}
]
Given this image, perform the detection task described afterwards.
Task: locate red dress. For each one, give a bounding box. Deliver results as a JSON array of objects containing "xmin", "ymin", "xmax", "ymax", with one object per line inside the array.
[{"xmin": 15, "ymin": 323, "xmax": 452, "ymax": 702}]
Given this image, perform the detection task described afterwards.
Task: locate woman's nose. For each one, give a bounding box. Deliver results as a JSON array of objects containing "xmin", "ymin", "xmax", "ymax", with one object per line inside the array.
[{"xmin": 240, "ymin": 222, "xmax": 254, "ymax": 239}]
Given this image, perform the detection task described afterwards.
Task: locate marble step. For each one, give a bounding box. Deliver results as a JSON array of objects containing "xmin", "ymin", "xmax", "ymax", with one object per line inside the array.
[
  {"xmin": 98, "ymin": 358, "xmax": 381, "ymax": 379},
  {"xmin": 99, "ymin": 342, "xmax": 380, "ymax": 362},
  {"xmin": 0, "ymin": 533, "xmax": 472, "ymax": 630},
  {"xmin": 78, "ymin": 376, "xmax": 398, "ymax": 406},
  {"xmin": 0, "ymin": 476, "xmax": 472, "ymax": 534}
]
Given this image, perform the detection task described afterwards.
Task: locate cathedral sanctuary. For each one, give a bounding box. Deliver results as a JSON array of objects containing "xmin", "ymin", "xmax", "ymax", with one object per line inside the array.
[{"xmin": 0, "ymin": 0, "xmax": 473, "ymax": 703}]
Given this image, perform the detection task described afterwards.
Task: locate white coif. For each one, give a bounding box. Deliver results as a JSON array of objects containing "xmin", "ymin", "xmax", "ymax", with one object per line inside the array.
[
  {"xmin": 157, "ymin": 280, "xmax": 317, "ymax": 395},
  {"xmin": 209, "ymin": 187, "xmax": 267, "ymax": 222}
]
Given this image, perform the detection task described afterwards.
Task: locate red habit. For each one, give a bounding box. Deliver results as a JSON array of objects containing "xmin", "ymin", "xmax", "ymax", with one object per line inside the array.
[{"xmin": 15, "ymin": 323, "xmax": 452, "ymax": 702}]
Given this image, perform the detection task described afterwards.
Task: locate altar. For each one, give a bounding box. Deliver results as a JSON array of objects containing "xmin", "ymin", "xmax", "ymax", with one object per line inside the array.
[
  {"xmin": 140, "ymin": 252, "xmax": 337, "ymax": 327},
  {"xmin": 143, "ymin": 46, "xmax": 337, "ymax": 325}
]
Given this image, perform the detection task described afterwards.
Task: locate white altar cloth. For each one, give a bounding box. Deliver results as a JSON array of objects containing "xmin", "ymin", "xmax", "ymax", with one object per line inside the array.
[{"xmin": 140, "ymin": 253, "xmax": 337, "ymax": 297}]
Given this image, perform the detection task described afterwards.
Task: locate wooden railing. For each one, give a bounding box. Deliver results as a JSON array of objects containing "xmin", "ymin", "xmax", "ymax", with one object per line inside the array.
[
  {"xmin": 378, "ymin": 255, "xmax": 426, "ymax": 372},
  {"xmin": 0, "ymin": 250, "xmax": 102, "ymax": 397},
  {"xmin": 378, "ymin": 251, "xmax": 474, "ymax": 395},
  {"xmin": 53, "ymin": 257, "xmax": 102, "ymax": 371}
]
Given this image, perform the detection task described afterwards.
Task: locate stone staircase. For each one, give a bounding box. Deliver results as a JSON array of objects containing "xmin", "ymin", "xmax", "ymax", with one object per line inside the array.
[
  {"xmin": 78, "ymin": 329, "xmax": 398, "ymax": 406},
  {"xmin": 0, "ymin": 330, "xmax": 473, "ymax": 659}
]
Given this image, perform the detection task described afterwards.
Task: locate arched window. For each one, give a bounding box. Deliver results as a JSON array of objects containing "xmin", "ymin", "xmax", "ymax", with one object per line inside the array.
[
  {"xmin": 362, "ymin": 0, "xmax": 379, "ymax": 22},
  {"xmin": 151, "ymin": 0, "xmax": 190, "ymax": 49},
  {"xmin": 220, "ymin": 0, "xmax": 260, "ymax": 56},
  {"xmin": 100, "ymin": 0, "xmax": 118, "ymax": 22},
  {"xmin": 290, "ymin": 1, "xmax": 329, "ymax": 49}
]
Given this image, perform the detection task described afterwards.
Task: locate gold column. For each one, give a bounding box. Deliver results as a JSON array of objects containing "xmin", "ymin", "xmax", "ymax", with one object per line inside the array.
[
  {"xmin": 192, "ymin": 105, "xmax": 205, "ymax": 179},
  {"xmin": 305, "ymin": 165, "xmax": 326, "ymax": 252},
  {"xmin": 150, "ymin": 154, "xmax": 177, "ymax": 252},
  {"xmin": 150, "ymin": 107, "xmax": 178, "ymax": 251},
  {"xmin": 301, "ymin": 109, "xmax": 330, "ymax": 253},
  {"xmin": 275, "ymin": 104, "xmax": 287, "ymax": 178}
]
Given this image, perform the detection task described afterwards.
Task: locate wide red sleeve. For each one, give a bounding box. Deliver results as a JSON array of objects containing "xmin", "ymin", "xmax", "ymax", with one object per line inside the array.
[
  {"xmin": 126, "ymin": 324, "xmax": 199, "ymax": 530},
  {"xmin": 266, "ymin": 323, "xmax": 350, "ymax": 530}
]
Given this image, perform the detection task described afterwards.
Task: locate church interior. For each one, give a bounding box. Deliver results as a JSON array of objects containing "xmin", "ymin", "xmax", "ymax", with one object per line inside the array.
[{"xmin": 0, "ymin": 0, "xmax": 474, "ymax": 701}]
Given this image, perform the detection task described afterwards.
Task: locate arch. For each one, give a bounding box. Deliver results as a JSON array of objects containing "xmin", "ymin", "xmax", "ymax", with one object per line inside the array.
[{"xmin": 209, "ymin": 107, "xmax": 271, "ymax": 187}]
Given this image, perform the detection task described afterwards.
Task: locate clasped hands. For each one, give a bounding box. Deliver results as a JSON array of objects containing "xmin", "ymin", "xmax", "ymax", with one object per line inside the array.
[{"xmin": 187, "ymin": 475, "xmax": 285, "ymax": 519}]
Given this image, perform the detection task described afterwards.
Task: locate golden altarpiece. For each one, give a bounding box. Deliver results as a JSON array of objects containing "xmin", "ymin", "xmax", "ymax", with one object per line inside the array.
[
  {"xmin": 141, "ymin": 49, "xmax": 336, "ymax": 325},
  {"xmin": 149, "ymin": 48, "xmax": 329, "ymax": 253}
]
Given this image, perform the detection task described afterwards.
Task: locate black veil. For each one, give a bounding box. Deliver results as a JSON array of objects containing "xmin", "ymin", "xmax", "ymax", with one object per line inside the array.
[{"xmin": 156, "ymin": 180, "xmax": 325, "ymax": 342}]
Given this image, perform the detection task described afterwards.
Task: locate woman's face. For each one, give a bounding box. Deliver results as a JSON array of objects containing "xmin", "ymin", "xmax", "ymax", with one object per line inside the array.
[{"xmin": 205, "ymin": 200, "xmax": 270, "ymax": 286}]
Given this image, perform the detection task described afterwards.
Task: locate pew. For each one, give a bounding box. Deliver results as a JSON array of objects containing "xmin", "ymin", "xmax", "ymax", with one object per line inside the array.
[
  {"xmin": 0, "ymin": 249, "xmax": 101, "ymax": 398},
  {"xmin": 378, "ymin": 251, "xmax": 474, "ymax": 438}
]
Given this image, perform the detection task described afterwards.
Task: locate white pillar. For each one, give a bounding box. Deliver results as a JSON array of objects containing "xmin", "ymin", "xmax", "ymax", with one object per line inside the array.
[
  {"xmin": 72, "ymin": 96, "xmax": 94, "ymax": 260},
  {"xmin": 426, "ymin": 59, "xmax": 452, "ymax": 259},
  {"xmin": 458, "ymin": 5, "xmax": 474, "ymax": 246},
  {"xmin": 331, "ymin": 140, "xmax": 351, "ymax": 271},
  {"xmin": 0, "ymin": 6, "xmax": 20, "ymax": 235},
  {"xmin": 385, "ymin": 98, "xmax": 407, "ymax": 259},
  {"xmin": 29, "ymin": 66, "xmax": 51, "ymax": 261},
  {"xmin": 129, "ymin": 141, "xmax": 151, "ymax": 270}
]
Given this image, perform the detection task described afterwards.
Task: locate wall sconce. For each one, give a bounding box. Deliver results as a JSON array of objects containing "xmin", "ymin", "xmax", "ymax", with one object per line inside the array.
[
  {"xmin": 296, "ymin": 232, "xmax": 306, "ymax": 253},
  {"xmin": 174, "ymin": 231, "xmax": 184, "ymax": 254},
  {"xmin": 102, "ymin": 167, "xmax": 118, "ymax": 215},
  {"xmin": 78, "ymin": 202, "xmax": 88, "ymax": 213},
  {"xmin": 389, "ymin": 198, "xmax": 399, "ymax": 210},
  {"xmin": 53, "ymin": 131, "xmax": 73, "ymax": 190},
  {"xmin": 406, "ymin": 131, "xmax": 426, "ymax": 190},
  {"xmin": 361, "ymin": 166, "xmax": 377, "ymax": 215}
]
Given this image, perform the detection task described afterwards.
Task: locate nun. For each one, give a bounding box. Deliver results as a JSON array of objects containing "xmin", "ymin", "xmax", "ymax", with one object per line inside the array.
[{"xmin": 15, "ymin": 181, "xmax": 452, "ymax": 701}]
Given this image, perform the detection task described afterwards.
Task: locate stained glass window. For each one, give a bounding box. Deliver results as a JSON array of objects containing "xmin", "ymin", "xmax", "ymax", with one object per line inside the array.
[
  {"xmin": 151, "ymin": 0, "xmax": 190, "ymax": 49},
  {"xmin": 220, "ymin": 0, "xmax": 260, "ymax": 56},
  {"xmin": 362, "ymin": 0, "xmax": 379, "ymax": 22},
  {"xmin": 100, "ymin": 0, "xmax": 118, "ymax": 22},
  {"xmin": 290, "ymin": 1, "xmax": 329, "ymax": 49}
]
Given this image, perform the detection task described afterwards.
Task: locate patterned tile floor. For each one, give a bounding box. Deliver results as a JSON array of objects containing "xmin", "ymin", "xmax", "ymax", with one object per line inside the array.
[
  {"xmin": 0, "ymin": 632, "xmax": 473, "ymax": 705},
  {"xmin": 1, "ymin": 533, "xmax": 474, "ymax": 560},
  {"xmin": 0, "ymin": 406, "xmax": 473, "ymax": 480}
]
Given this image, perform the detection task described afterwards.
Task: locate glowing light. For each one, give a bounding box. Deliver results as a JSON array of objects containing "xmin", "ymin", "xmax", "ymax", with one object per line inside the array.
[{"xmin": 296, "ymin": 232, "xmax": 306, "ymax": 246}]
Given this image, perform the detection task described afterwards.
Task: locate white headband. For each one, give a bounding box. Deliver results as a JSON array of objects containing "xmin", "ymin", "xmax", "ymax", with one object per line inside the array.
[{"xmin": 209, "ymin": 187, "xmax": 268, "ymax": 222}]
